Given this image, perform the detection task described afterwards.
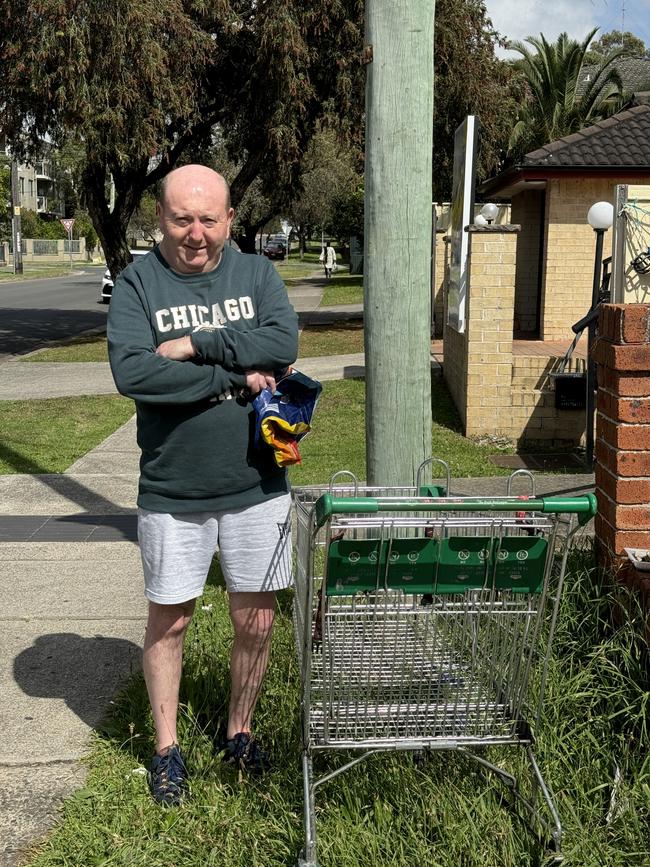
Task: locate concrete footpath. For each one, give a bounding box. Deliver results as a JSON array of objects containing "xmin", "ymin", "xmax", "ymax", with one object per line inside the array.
[{"xmin": 0, "ymin": 277, "xmax": 594, "ymax": 866}]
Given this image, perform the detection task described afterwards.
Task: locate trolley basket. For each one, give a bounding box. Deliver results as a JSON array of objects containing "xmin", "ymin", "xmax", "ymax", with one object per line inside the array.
[{"xmin": 292, "ymin": 465, "xmax": 596, "ymax": 866}]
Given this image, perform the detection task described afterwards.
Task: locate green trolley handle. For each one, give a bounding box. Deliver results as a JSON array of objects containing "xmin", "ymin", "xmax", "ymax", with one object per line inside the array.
[{"xmin": 314, "ymin": 492, "xmax": 597, "ymax": 530}]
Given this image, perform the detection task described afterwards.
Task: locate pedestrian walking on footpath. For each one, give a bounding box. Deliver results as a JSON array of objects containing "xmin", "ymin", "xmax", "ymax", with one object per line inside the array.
[
  {"xmin": 319, "ymin": 240, "xmax": 337, "ymax": 280},
  {"xmin": 107, "ymin": 164, "xmax": 299, "ymax": 806}
]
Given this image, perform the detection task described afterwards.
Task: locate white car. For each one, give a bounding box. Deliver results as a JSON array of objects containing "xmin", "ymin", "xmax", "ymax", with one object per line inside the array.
[{"xmin": 100, "ymin": 249, "xmax": 150, "ymax": 303}]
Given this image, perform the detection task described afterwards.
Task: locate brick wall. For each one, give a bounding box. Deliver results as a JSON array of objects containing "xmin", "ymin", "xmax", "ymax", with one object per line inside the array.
[
  {"xmin": 594, "ymin": 303, "xmax": 650, "ymax": 594},
  {"xmin": 541, "ymin": 177, "xmax": 650, "ymax": 342},
  {"xmin": 443, "ymin": 226, "xmax": 519, "ymax": 437},
  {"xmin": 432, "ymin": 230, "xmax": 447, "ymax": 337},
  {"xmin": 433, "ymin": 203, "xmax": 512, "ymax": 338},
  {"xmin": 510, "ymin": 354, "xmax": 585, "ymax": 445},
  {"xmin": 511, "ymin": 190, "xmax": 543, "ymax": 335},
  {"xmin": 443, "ymin": 321, "xmax": 468, "ymax": 430}
]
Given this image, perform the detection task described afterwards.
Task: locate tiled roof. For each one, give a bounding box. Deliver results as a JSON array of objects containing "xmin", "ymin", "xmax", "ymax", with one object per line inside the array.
[
  {"xmin": 521, "ymin": 104, "xmax": 650, "ymax": 168},
  {"xmin": 578, "ymin": 57, "xmax": 650, "ymax": 95}
]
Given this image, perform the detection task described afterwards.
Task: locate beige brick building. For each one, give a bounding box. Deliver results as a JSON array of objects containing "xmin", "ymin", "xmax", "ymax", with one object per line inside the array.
[
  {"xmin": 481, "ymin": 102, "xmax": 650, "ymax": 342},
  {"xmin": 438, "ymin": 102, "xmax": 650, "ymax": 448}
]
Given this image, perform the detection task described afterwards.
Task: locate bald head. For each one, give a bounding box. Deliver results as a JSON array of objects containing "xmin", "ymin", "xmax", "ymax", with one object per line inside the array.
[
  {"xmin": 159, "ymin": 165, "xmax": 231, "ymax": 211},
  {"xmin": 157, "ymin": 164, "xmax": 235, "ymax": 274}
]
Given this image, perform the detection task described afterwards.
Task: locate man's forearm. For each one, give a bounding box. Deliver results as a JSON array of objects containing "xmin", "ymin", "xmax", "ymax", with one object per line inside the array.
[{"xmin": 155, "ymin": 336, "xmax": 196, "ymax": 361}]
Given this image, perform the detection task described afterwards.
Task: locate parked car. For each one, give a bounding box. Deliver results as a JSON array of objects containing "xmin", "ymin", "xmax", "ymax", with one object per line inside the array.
[
  {"xmin": 100, "ymin": 250, "xmax": 150, "ymax": 303},
  {"xmin": 263, "ymin": 240, "xmax": 286, "ymax": 260}
]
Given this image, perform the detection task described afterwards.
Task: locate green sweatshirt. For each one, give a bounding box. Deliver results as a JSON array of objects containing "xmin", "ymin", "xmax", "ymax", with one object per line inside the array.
[{"xmin": 107, "ymin": 246, "xmax": 299, "ymax": 513}]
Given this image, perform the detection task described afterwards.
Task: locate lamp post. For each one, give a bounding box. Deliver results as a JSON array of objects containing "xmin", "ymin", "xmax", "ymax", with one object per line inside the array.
[
  {"xmin": 479, "ymin": 202, "xmax": 499, "ymax": 225},
  {"xmin": 585, "ymin": 201, "xmax": 614, "ymax": 469},
  {"xmin": 10, "ymin": 159, "xmax": 23, "ymax": 275}
]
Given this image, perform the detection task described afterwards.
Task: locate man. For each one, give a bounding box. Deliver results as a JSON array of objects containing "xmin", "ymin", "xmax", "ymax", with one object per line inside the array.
[{"xmin": 107, "ymin": 165, "xmax": 298, "ymax": 806}]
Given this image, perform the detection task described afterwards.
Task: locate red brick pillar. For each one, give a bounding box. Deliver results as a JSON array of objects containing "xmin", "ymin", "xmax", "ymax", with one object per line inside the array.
[{"xmin": 593, "ymin": 304, "xmax": 650, "ymax": 594}]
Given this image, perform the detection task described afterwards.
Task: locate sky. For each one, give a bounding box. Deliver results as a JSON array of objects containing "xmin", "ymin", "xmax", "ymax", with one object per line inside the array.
[{"xmin": 483, "ymin": 0, "xmax": 650, "ymax": 58}]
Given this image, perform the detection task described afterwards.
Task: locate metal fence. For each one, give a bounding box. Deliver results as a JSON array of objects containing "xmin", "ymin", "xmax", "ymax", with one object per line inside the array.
[
  {"xmin": 32, "ymin": 239, "xmax": 59, "ymax": 256},
  {"xmin": 612, "ymin": 184, "xmax": 650, "ymax": 303}
]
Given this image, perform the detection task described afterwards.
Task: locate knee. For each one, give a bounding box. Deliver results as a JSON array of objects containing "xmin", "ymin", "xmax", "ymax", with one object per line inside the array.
[
  {"xmin": 232, "ymin": 607, "xmax": 275, "ymax": 646},
  {"xmin": 147, "ymin": 601, "xmax": 195, "ymax": 644}
]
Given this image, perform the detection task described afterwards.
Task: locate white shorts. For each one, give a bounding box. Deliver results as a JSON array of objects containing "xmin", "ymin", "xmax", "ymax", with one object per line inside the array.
[{"xmin": 138, "ymin": 493, "xmax": 292, "ymax": 604}]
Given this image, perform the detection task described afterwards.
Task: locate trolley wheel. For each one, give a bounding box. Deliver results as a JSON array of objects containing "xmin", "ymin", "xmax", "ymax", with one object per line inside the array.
[
  {"xmin": 412, "ymin": 749, "xmax": 431, "ymax": 769},
  {"xmin": 542, "ymin": 836, "xmax": 563, "ymax": 865}
]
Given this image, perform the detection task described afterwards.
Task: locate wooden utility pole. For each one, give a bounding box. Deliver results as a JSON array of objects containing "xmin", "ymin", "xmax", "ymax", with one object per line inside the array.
[{"xmin": 364, "ymin": 1, "xmax": 434, "ymax": 486}]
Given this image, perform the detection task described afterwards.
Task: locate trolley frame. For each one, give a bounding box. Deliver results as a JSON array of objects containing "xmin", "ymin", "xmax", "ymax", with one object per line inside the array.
[{"xmin": 292, "ymin": 466, "xmax": 596, "ymax": 866}]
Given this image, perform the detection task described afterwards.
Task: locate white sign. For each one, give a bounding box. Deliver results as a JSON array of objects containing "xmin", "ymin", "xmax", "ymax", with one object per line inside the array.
[
  {"xmin": 60, "ymin": 218, "xmax": 75, "ymax": 234},
  {"xmin": 447, "ymin": 116, "xmax": 478, "ymax": 333}
]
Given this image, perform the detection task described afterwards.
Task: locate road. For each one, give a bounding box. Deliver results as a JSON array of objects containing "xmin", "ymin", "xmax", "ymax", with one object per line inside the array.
[{"xmin": 0, "ymin": 270, "xmax": 107, "ymax": 359}]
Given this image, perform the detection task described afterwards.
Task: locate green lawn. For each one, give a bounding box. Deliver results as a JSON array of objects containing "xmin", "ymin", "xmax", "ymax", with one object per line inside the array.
[
  {"xmin": 23, "ymin": 334, "xmax": 109, "ymax": 363},
  {"xmin": 0, "ymin": 262, "xmax": 102, "ymax": 282},
  {"xmin": 289, "ymin": 378, "xmax": 511, "ymax": 486},
  {"xmin": 26, "ymin": 554, "xmax": 650, "ymax": 866},
  {"xmin": 7, "ymin": 331, "xmax": 648, "ymax": 865},
  {"xmin": 321, "ymin": 274, "xmax": 363, "ymax": 306},
  {"xmin": 0, "ymin": 395, "xmax": 134, "ymax": 473},
  {"xmin": 13, "ymin": 341, "xmax": 511, "ymax": 478},
  {"xmin": 298, "ymin": 321, "xmax": 364, "ymax": 357},
  {"xmin": 274, "ymin": 257, "xmax": 323, "ymax": 281}
]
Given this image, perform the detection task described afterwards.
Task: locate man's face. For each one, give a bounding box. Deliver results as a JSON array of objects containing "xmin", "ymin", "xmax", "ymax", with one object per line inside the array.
[{"xmin": 157, "ymin": 174, "xmax": 234, "ymax": 274}]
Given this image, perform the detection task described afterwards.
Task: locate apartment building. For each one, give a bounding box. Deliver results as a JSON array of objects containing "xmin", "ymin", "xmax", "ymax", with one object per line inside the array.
[
  {"xmin": 15, "ymin": 157, "xmax": 64, "ymax": 217},
  {"xmin": 2, "ymin": 144, "xmax": 65, "ymax": 218}
]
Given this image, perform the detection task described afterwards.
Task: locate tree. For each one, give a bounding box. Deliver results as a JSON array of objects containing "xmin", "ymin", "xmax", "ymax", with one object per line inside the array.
[
  {"xmin": 585, "ymin": 30, "xmax": 649, "ymax": 63},
  {"xmin": 0, "ymin": 1, "xmax": 364, "ymax": 280},
  {"xmin": 127, "ymin": 192, "xmax": 159, "ymax": 247},
  {"xmin": 73, "ymin": 210, "xmax": 99, "ymax": 258},
  {"xmin": 19, "ymin": 210, "xmax": 66, "ymax": 240},
  {"xmin": 508, "ymin": 29, "xmax": 625, "ymax": 157},
  {"xmin": 288, "ymin": 128, "xmax": 361, "ymax": 254},
  {"xmin": 432, "ymin": 0, "xmax": 524, "ymax": 199},
  {"xmin": 327, "ymin": 184, "xmax": 364, "ymax": 245}
]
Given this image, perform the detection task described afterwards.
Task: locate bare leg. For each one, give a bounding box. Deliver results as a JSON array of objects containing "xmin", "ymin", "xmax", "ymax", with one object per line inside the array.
[
  {"xmin": 143, "ymin": 599, "xmax": 196, "ymax": 752},
  {"xmin": 227, "ymin": 591, "xmax": 276, "ymax": 738}
]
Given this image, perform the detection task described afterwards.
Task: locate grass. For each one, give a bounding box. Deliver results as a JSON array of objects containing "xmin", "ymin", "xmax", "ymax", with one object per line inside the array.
[
  {"xmin": 298, "ymin": 321, "xmax": 364, "ymax": 357},
  {"xmin": 8, "ymin": 309, "xmax": 647, "ymax": 864},
  {"xmin": 274, "ymin": 256, "xmax": 323, "ymax": 282},
  {"xmin": 321, "ymin": 274, "xmax": 363, "ymax": 307},
  {"xmin": 22, "ymin": 334, "xmax": 110, "ymax": 363},
  {"xmin": 26, "ymin": 550, "xmax": 650, "ymax": 866},
  {"xmin": 24, "ymin": 320, "xmax": 368, "ymax": 364},
  {"xmin": 0, "ymin": 262, "xmax": 101, "ymax": 282},
  {"xmin": 13, "ymin": 354, "xmax": 510, "ymax": 478},
  {"xmin": 0, "ymin": 395, "xmax": 135, "ymax": 473},
  {"xmin": 289, "ymin": 379, "xmax": 512, "ymax": 485}
]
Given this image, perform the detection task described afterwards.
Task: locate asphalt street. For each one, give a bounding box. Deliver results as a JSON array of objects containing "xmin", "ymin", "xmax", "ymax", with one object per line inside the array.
[{"xmin": 0, "ymin": 270, "xmax": 108, "ymax": 359}]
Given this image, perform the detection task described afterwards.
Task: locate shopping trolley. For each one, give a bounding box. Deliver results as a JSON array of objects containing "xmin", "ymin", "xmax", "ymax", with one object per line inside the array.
[{"xmin": 292, "ymin": 462, "xmax": 596, "ymax": 866}]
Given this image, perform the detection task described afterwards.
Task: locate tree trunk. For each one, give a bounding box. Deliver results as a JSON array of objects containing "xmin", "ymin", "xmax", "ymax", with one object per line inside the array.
[
  {"xmin": 364, "ymin": 0, "xmax": 435, "ymax": 486},
  {"xmin": 234, "ymin": 222, "xmax": 259, "ymax": 254},
  {"xmin": 83, "ymin": 155, "xmax": 151, "ymax": 281}
]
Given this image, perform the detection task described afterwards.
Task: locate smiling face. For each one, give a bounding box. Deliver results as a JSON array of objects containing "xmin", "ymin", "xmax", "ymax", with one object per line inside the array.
[{"xmin": 157, "ymin": 165, "xmax": 234, "ymax": 274}]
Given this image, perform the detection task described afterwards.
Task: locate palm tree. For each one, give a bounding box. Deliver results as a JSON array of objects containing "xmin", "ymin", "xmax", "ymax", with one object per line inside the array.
[{"xmin": 508, "ymin": 29, "xmax": 625, "ymax": 156}]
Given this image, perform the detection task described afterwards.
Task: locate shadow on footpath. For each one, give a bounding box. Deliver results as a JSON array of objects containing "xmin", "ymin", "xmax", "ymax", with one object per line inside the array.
[
  {"xmin": 13, "ymin": 633, "xmax": 142, "ymax": 729},
  {"xmin": 0, "ymin": 307, "xmax": 107, "ymax": 358},
  {"xmin": 0, "ymin": 439, "xmax": 126, "ymax": 515}
]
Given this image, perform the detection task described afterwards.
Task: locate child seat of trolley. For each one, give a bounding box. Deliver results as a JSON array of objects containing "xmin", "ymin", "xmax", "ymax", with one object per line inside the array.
[{"xmin": 325, "ymin": 525, "xmax": 549, "ymax": 597}]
